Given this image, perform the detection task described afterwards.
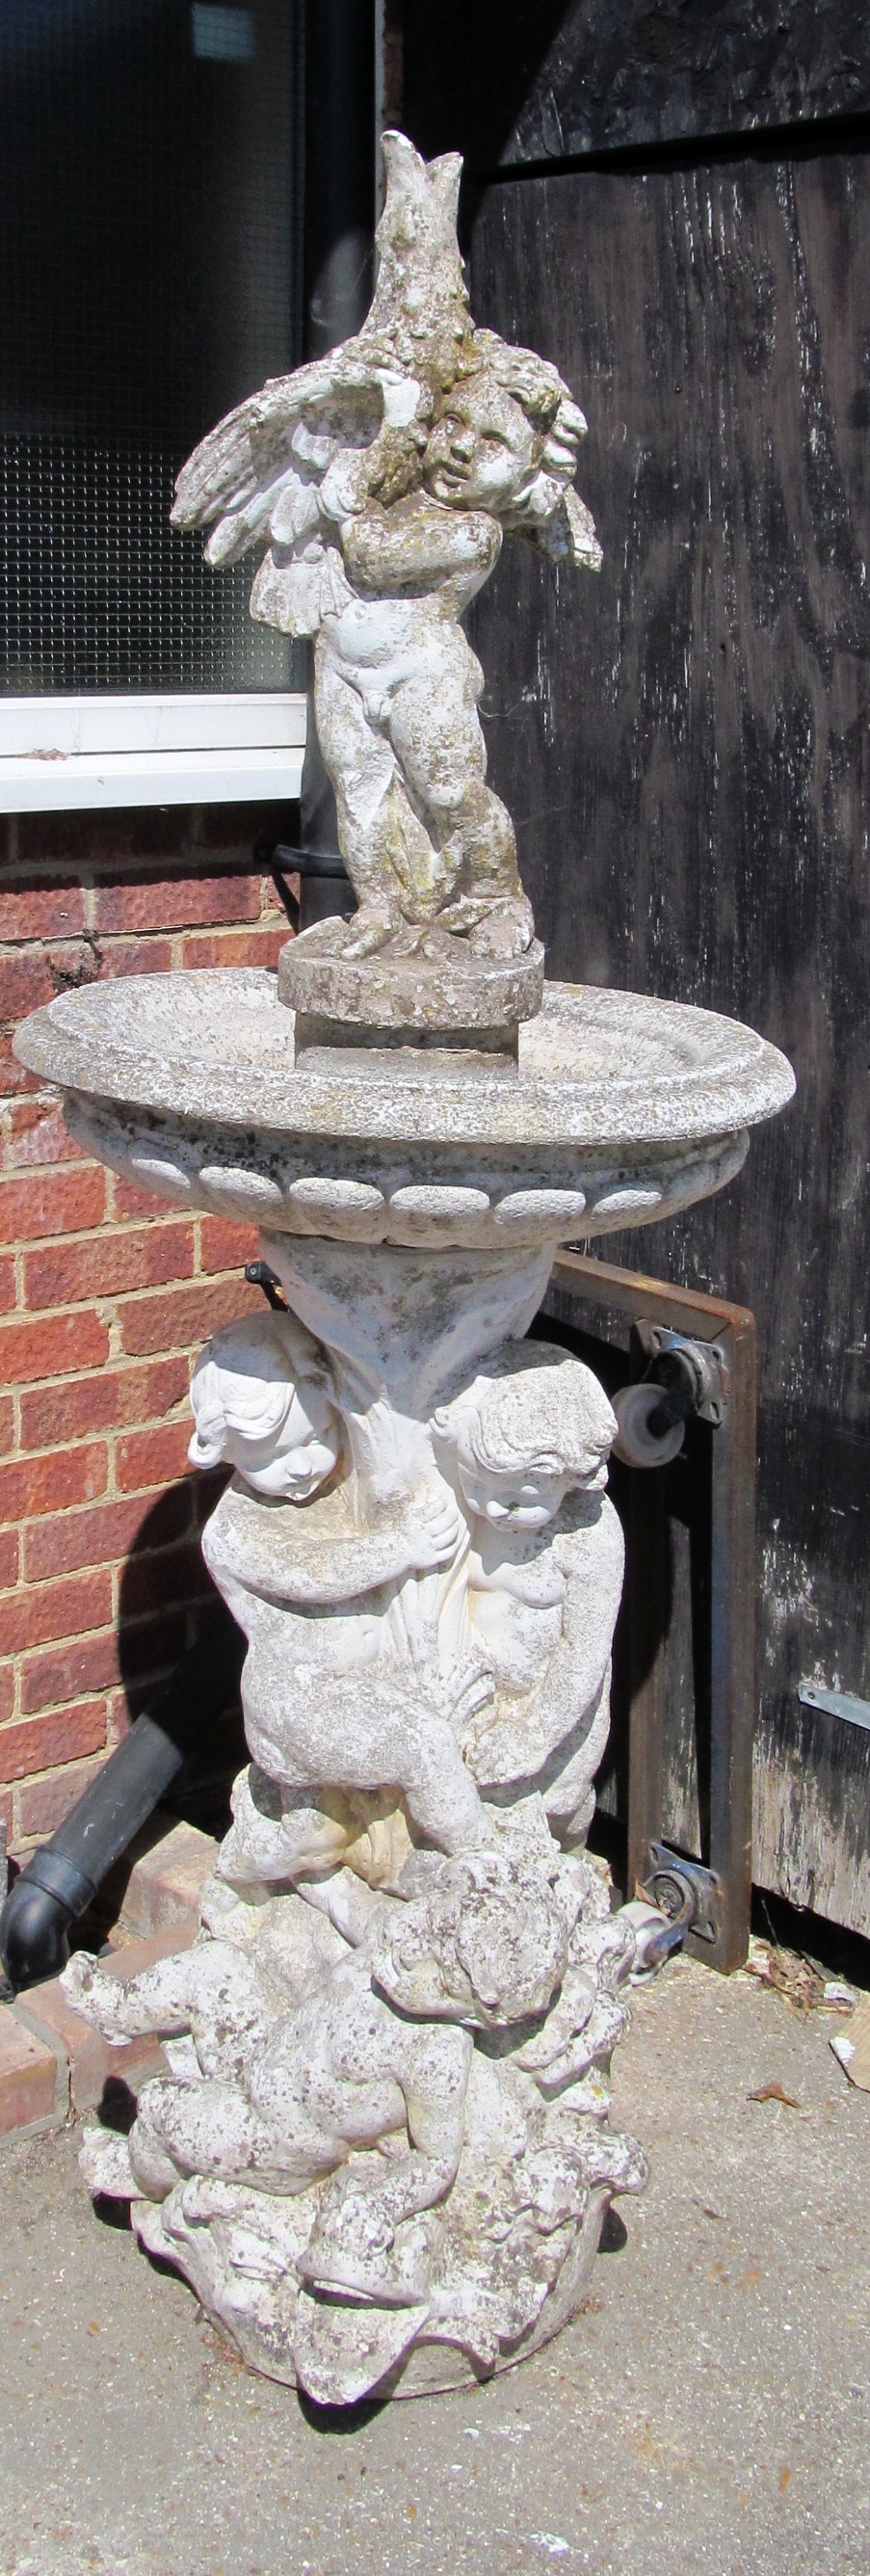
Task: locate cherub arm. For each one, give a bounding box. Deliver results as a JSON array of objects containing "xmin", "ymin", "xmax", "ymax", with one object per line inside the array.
[
  {"xmin": 462, "ymin": 1498, "xmax": 624, "ymax": 1783},
  {"xmin": 542, "ymin": 1498, "xmax": 625, "ymax": 1725},
  {"xmin": 209, "ymin": 1481, "xmax": 466, "ymax": 1608},
  {"xmin": 339, "ymin": 494, "xmax": 501, "ymax": 597},
  {"xmin": 299, "ymin": 2025, "xmax": 471, "ymax": 2302}
]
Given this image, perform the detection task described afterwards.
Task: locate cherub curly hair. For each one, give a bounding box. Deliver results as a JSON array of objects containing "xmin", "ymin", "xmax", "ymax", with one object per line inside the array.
[
  {"xmin": 433, "ymin": 1341, "xmax": 616, "ymax": 1482},
  {"xmin": 189, "ymin": 1312, "xmax": 332, "ymax": 1470}
]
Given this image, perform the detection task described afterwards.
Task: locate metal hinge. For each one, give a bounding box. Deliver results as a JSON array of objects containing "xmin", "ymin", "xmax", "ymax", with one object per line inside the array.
[{"xmin": 643, "ymin": 1843, "xmax": 725, "ymax": 1947}]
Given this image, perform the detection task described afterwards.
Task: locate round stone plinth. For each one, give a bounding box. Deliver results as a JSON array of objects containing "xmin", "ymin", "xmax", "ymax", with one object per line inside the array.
[
  {"xmin": 132, "ymin": 2181, "xmax": 613, "ymax": 2403},
  {"xmin": 277, "ymin": 918, "xmax": 545, "ymax": 1037}
]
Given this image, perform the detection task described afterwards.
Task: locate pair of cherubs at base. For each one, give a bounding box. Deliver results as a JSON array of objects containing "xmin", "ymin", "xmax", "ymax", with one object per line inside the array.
[
  {"xmin": 65, "ymin": 1310, "xmax": 648, "ymax": 2403},
  {"xmin": 193, "ymin": 1311, "xmax": 625, "ymax": 1871}
]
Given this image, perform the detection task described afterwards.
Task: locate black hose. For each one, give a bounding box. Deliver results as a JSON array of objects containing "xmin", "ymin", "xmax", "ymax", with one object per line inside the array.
[
  {"xmin": 299, "ymin": 0, "xmax": 376, "ymax": 930},
  {"xmin": 0, "ymin": 1617, "xmax": 243, "ymax": 1996}
]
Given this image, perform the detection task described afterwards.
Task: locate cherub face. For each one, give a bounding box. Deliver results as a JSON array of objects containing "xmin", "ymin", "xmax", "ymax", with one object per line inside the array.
[
  {"xmin": 424, "ymin": 383, "xmax": 540, "ymax": 513},
  {"xmin": 370, "ymin": 1870, "xmax": 567, "ymax": 2029},
  {"xmin": 457, "ymin": 1449, "xmax": 610, "ymax": 1528},
  {"xmin": 228, "ymin": 1380, "xmax": 339, "ymax": 1500},
  {"xmin": 373, "ymin": 1912, "xmax": 481, "ymax": 2024}
]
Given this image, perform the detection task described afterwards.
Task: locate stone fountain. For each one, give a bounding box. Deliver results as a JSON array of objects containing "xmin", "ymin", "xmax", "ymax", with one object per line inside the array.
[{"xmin": 15, "ymin": 134, "xmax": 793, "ymax": 2404}]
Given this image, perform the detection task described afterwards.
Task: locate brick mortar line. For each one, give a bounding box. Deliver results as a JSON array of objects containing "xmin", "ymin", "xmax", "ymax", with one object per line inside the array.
[
  {"xmin": 0, "ymin": 851, "xmax": 271, "ymax": 879},
  {"xmin": 0, "ymin": 1580, "xmax": 207, "ymax": 1663},
  {"xmin": 7, "ymin": 1741, "xmax": 110, "ymax": 1791},
  {"xmin": 4, "ymin": 1352, "xmax": 194, "ymax": 1387},
  {"xmin": 8, "ymin": 1527, "xmax": 200, "ymax": 1586},
  {"xmin": 5, "ymin": 1231, "xmax": 197, "ymax": 1268},
  {"xmin": 8, "ymin": 1211, "xmax": 198, "ymax": 1239},
  {"xmin": 0, "ymin": 1648, "xmax": 188, "ymax": 1760},
  {"xmin": 1, "ymin": 1261, "xmax": 249, "ymax": 1313},
  {"xmin": 7, "ymin": 1413, "xmax": 193, "ymax": 1468},
  {"xmin": 11, "ymin": 1996, "xmax": 71, "ymax": 2120},
  {"xmin": 6, "ymin": 1740, "xmax": 112, "ymax": 1786}
]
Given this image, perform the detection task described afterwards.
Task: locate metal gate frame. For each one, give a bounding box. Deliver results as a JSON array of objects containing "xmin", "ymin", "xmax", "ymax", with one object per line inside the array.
[{"xmin": 546, "ymin": 1253, "xmax": 757, "ymax": 1973}]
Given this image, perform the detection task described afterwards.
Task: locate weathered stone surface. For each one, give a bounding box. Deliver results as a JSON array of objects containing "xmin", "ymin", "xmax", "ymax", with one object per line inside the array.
[
  {"xmin": 279, "ymin": 919, "xmax": 544, "ymax": 1035},
  {"xmin": 15, "ymin": 120, "xmax": 795, "ymax": 2406},
  {"xmin": 66, "ymin": 1825, "xmax": 646, "ymax": 2399},
  {"xmin": 14, "ymin": 968, "xmax": 793, "ymax": 1165},
  {"xmin": 170, "ymin": 133, "xmax": 601, "ymax": 988},
  {"xmin": 58, "ymin": 1298, "xmax": 651, "ymax": 2402}
]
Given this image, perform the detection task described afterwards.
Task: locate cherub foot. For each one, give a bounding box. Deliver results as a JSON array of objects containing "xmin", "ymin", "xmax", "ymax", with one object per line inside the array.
[
  {"xmin": 61, "ymin": 1952, "xmax": 137, "ymax": 2044},
  {"xmin": 301, "ymin": 2195, "xmax": 437, "ymax": 2309},
  {"xmin": 467, "ymin": 894, "xmax": 536, "ymax": 959},
  {"xmin": 342, "ymin": 905, "xmax": 402, "ymax": 960},
  {"xmin": 79, "ymin": 2124, "xmax": 136, "ymax": 2199}
]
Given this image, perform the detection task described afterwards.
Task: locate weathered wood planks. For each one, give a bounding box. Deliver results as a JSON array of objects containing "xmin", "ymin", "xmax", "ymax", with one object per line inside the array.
[
  {"xmin": 404, "ymin": 1, "xmax": 870, "ymax": 170},
  {"xmin": 462, "ymin": 155, "xmax": 870, "ymax": 1926}
]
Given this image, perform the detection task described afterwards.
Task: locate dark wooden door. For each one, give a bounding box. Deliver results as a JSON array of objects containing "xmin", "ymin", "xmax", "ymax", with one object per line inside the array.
[{"xmin": 402, "ymin": 5, "xmax": 870, "ymax": 1930}]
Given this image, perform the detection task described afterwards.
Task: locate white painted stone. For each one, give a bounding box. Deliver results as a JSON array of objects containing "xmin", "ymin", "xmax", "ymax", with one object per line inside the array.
[
  {"xmin": 63, "ymin": 1294, "xmax": 651, "ymax": 2401},
  {"xmin": 188, "ymin": 1313, "xmax": 341, "ymax": 1500},
  {"xmin": 66, "ymin": 1817, "xmax": 647, "ymax": 2399}
]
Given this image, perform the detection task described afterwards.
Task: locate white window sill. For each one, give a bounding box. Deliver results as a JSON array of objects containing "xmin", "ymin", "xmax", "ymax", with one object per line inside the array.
[{"xmin": 0, "ymin": 694, "xmax": 306, "ymax": 812}]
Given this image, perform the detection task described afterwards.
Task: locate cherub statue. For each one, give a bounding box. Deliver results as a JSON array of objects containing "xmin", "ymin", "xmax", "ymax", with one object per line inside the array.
[
  {"xmin": 188, "ymin": 1310, "xmax": 341, "ymax": 1500},
  {"xmin": 432, "ymin": 1341, "xmax": 624, "ymax": 1845},
  {"xmin": 171, "ymin": 131, "xmax": 600, "ymax": 967},
  {"xmin": 207, "ymin": 1501, "xmax": 493, "ymax": 1860},
  {"xmin": 66, "ymin": 1837, "xmax": 574, "ymax": 2310},
  {"xmin": 187, "ymin": 1310, "xmax": 492, "ymax": 1857}
]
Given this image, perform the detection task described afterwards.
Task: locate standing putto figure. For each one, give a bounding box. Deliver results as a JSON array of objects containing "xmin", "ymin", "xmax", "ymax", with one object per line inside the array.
[{"xmin": 171, "ymin": 132, "xmax": 600, "ymax": 968}]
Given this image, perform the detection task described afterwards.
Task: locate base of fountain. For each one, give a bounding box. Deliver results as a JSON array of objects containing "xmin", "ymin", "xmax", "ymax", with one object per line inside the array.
[
  {"xmin": 278, "ymin": 919, "xmax": 545, "ymax": 1041},
  {"xmin": 131, "ymin": 2180, "xmax": 617, "ymax": 2402}
]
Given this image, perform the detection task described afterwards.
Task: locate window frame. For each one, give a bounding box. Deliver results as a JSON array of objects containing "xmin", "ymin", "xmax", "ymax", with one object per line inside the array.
[{"xmin": 0, "ymin": 691, "xmax": 306, "ymax": 811}]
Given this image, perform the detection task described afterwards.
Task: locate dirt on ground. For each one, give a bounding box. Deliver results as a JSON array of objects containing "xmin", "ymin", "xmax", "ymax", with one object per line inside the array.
[{"xmin": 0, "ymin": 1948, "xmax": 867, "ymax": 2576}]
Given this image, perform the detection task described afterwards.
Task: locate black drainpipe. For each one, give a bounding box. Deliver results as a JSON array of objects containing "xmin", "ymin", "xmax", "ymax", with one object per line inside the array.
[
  {"xmin": 0, "ymin": 1620, "xmax": 244, "ymax": 1996},
  {"xmin": 297, "ymin": 0, "xmax": 376, "ymax": 929}
]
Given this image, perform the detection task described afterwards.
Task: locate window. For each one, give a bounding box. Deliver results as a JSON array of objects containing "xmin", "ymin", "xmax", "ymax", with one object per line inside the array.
[{"xmin": 0, "ymin": 0, "xmax": 305, "ymax": 805}]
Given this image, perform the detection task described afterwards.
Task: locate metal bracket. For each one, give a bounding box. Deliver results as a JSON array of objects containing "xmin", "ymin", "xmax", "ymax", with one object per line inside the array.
[
  {"xmin": 245, "ymin": 1259, "xmax": 288, "ymax": 1313},
  {"xmin": 633, "ymin": 1322, "xmax": 728, "ymax": 1428},
  {"xmin": 643, "ymin": 1844, "xmax": 724, "ymax": 1947},
  {"xmin": 547, "ymin": 1253, "xmax": 757, "ymax": 1973}
]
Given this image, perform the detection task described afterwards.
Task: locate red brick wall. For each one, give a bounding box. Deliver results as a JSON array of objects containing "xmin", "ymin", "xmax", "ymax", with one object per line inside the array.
[{"xmin": 0, "ymin": 804, "xmax": 297, "ymax": 1855}]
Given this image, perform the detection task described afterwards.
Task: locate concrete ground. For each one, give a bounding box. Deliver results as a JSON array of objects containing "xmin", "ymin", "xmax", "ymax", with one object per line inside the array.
[{"xmin": 0, "ymin": 1951, "xmax": 867, "ymax": 2576}]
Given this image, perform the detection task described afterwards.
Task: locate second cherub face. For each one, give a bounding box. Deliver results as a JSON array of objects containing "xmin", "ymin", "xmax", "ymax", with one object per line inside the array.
[
  {"xmin": 423, "ymin": 381, "xmax": 540, "ymax": 515},
  {"xmin": 454, "ymin": 1450, "xmax": 609, "ymax": 1531}
]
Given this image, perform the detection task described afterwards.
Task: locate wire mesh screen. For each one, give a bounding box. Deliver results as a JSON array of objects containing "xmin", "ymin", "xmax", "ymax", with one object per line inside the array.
[{"xmin": 0, "ymin": 0, "xmax": 303, "ymax": 694}]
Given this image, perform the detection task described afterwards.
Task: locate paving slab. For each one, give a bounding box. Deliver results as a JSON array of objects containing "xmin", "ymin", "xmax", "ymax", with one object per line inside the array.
[
  {"xmin": 0, "ymin": 2009, "xmax": 62, "ymax": 2138},
  {"xmin": 0, "ymin": 1952, "xmax": 867, "ymax": 2576}
]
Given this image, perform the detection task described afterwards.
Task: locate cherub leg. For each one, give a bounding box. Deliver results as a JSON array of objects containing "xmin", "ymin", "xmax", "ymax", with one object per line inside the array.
[
  {"xmin": 62, "ymin": 1941, "xmax": 274, "ymax": 2051},
  {"xmin": 135, "ymin": 2061, "xmax": 343, "ymax": 2198},
  {"xmin": 216, "ymin": 1763, "xmax": 350, "ymax": 1889},
  {"xmin": 386, "ymin": 647, "xmax": 534, "ymax": 951},
  {"xmin": 301, "ymin": 2031, "xmax": 469, "ymax": 2303},
  {"xmin": 129, "ymin": 2076, "xmax": 272, "ymax": 2199},
  {"xmin": 250, "ymin": 1668, "xmax": 491, "ymax": 1855},
  {"xmin": 314, "ymin": 648, "xmax": 435, "ymax": 941},
  {"xmin": 540, "ymin": 1674, "xmax": 612, "ymax": 1851}
]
